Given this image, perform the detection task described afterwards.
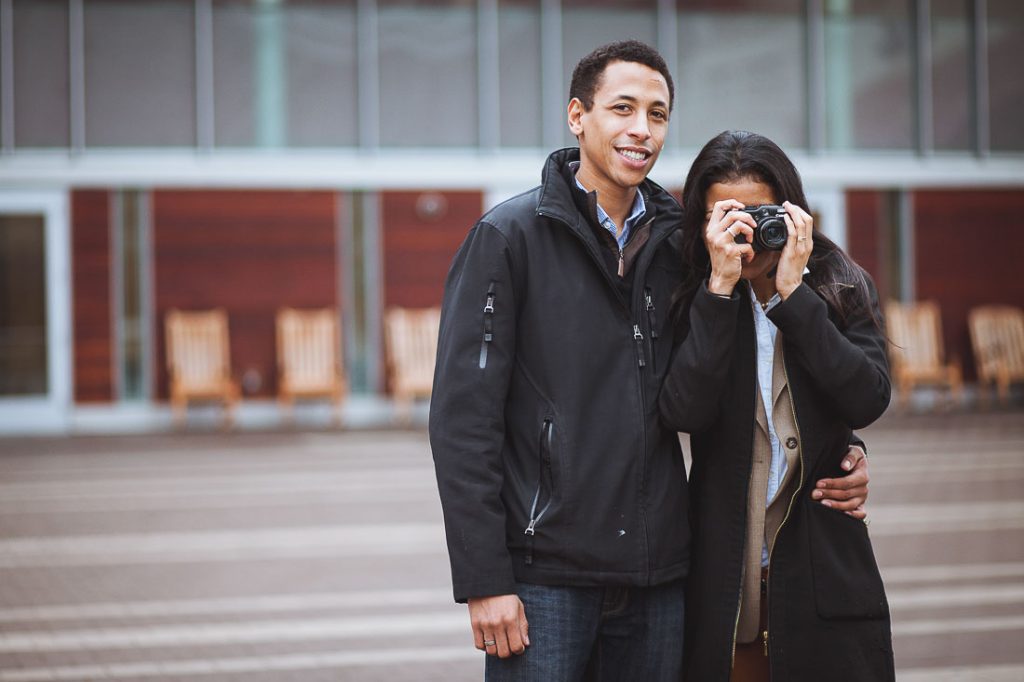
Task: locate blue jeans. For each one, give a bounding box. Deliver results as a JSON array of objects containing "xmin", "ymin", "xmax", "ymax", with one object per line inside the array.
[{"xmin": 484, "ymin": 580, "xmax": 685, "ymax": 682}]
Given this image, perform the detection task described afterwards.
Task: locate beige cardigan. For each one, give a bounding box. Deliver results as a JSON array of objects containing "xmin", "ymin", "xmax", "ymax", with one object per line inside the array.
[{"xmin": 736, "ymin": 334, "xmax": 803, "ymax": 643}]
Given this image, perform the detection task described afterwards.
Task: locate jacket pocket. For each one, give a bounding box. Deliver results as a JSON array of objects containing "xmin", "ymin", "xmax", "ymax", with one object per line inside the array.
[
  {"xmin": 478, "ymin": 281, "xmax": 496, "ymax": 369},
  {"xmin": 644, "ymin": 287, "xmax": 659, "ymax": 373},
  {"xmin": 524, "ymin": 418, "xmax": 555, "ymax": 565},
  {"xmin": 807, "ymin": 501, "xmax": 889, "ymax": 619}
]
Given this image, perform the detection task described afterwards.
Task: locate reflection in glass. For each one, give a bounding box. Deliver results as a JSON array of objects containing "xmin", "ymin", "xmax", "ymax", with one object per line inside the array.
[
  {"xmin": 13, "ymin": 0, "xmax": 70, "ymax": 148},
  {"xmin": 988, "ymin": 0, "xmax": 1024, "ymax": 151},
  {"xmin": 825, "ymin": 0, "xmax": 913, "ymax": 150},
  {"xmin": 676, "ymin": 0, "xmax": 804, "ymax": 149},
  {"xmin": 0, "ymin": 215, "xmax": 48, "ymax": 396},
  {"xmin": 499, "ymin": 0, "xmax": 543, "ymax": 147},
  {"xmin": 931, "ymin": 0, "xmax": 971, "ymax": 151},
  {"xmin": 84, "ymin": 0, "xmax": 196, "ymax": 147},
  {"xmin": 378, "ymin": 0, "xmax": 477, "ymax": 147}
]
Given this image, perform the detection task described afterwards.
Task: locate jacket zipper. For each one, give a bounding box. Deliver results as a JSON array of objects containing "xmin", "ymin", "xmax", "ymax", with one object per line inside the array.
[
  {"xmin": 644, "ymin": 288, "xmax": 658, "ymax": 372},
  {"xmin": 633, "ymin": 324, "xmax": 646, "ymax": 368},
  {"xmin": 763, "ymin": 354, "xmax": 806, "ymax": 663},
  {"xmin": 618, "ymin": 247, "xmax": 625, "ymax": 277},
  {"xmin": 478, "ymin": 282, "xmax": 496, "ymax": 369},
  {"xmin": 524, "ymin": 418, "xmax": 554, "ymax": 565}
]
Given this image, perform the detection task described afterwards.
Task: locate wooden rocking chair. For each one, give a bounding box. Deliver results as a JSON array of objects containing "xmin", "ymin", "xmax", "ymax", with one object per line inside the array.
[
  {"xmin": 968, "ymin": 305, "xmax": 1024, "ymax": 406},
  {"xmin": 885, "ymin": 300, "xmax": 963, "ymax": 409},
  {"xmin": 276, "ymin": 307, "xmax": 347, "ymax": 424},
  {"xmin": 165, "ymin": 308, "xmax": 240, "ymax": 428},
  {"xmin": 384, "ymin": 306, "xmax": 441, "ymax": 424}
]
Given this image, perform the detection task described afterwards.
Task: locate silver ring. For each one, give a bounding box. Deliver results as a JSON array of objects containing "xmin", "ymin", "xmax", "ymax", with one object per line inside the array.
[
  {"xmin": 863, "ymin": 517, "xmax": 871, "ymax": 527},
  {"xmin": 726, "ymin": 225, "xmax": 737, "ymax": 237},
  {"xmin": 797, "ymin": 236, "xmax": 807, "ymax": 242},
  {"xmin": 483, "ymin": 639, "xmax": 496, "ymax": 647}
]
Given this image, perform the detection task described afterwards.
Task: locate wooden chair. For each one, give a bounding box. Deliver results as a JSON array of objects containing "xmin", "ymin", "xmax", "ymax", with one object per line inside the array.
[
  {"xmin": 968, "ymin": 305, "xmax": 1024, "ymax": 406},
  {"xmin": 276, "ymin": 307, "xmax": 347, "ymax": 424},
  {"xmin": 165, "ymin": 308, "xmax": 240, "ymax": 428},
  {"xmin": 384, "ymin": 306, "xmax": 441, "ymax": 424},
  {"xmin": 885, "ymin": 300, "xmax": 963, "ymax": 409}
]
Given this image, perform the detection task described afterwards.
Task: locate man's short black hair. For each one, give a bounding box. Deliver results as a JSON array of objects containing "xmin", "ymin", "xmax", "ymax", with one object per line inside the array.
[{"xmin": 569, "ymin": 40, "xmax": 674, "ymax": 113}]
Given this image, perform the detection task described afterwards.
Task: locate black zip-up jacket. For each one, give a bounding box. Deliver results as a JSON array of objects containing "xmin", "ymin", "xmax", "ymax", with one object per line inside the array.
[{"xmin": 430, "ymin": 148, "xmax": 690, "ymax": 603}]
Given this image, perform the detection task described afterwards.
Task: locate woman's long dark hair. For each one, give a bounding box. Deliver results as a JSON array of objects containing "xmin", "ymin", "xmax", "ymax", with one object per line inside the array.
[{"xmin": 672, "ymin": 130, "xmax": 876, "ymax": 329}]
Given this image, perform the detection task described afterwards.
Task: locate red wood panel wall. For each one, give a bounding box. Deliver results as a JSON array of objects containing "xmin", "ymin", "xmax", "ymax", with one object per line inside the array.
[
  {"xmin": 845, "ymin": 190, "xmax": 885, "ymax": 295},
  {"xmin": 914, "ymin": 189, "xmax": 1024, "ymax": 380},
  {"xmin": 381, "ymin": 191, "xmax": 482, "ymax": 308},
  {"xmin": 71, "ymin": 190, "xmax": 113, "ymax": 403},
  {"xmin": 152, "ymin": 190, "xmax": 338, "ymax": 399}
]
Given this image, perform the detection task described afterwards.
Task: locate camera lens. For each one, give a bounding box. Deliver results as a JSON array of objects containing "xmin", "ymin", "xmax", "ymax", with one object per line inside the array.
[{"xmin": 755, "ymin": 217, "xmax": 788, "ymax": 251}]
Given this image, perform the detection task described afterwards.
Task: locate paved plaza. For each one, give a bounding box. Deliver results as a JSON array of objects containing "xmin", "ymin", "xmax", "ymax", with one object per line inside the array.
[{"xmin": 0, "ymin": 409, "xmax": 1022, "ymax": 681}]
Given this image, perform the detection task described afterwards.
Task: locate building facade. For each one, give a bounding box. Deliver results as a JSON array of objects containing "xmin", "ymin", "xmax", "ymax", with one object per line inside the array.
[{"xmin": 0, "ymin": 0, "xmax": 1022, "ymax": 432}]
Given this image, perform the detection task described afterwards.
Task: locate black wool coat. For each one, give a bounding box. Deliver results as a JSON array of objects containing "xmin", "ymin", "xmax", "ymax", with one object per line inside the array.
[
  {"xmin": 659, "ymin": 276, "xmax": 895, "ymax": 682},
  {"xmin": 430, "ymin": 148, "xmax": 691, "ymax": 603}
]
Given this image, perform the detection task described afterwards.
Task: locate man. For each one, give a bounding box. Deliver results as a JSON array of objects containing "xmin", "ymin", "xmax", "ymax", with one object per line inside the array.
[{"xmin": 429, "ymin": 41, "xmax": 869, "ymax": 680}]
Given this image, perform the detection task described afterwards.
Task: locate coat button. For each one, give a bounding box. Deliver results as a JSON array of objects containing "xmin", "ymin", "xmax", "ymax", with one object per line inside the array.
[{"xmin": 785, "ymin": 437, "xmax": 798, "ymax": 450}]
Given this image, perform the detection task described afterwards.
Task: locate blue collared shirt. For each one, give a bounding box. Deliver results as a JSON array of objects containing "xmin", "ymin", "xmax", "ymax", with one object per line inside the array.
[
  {"xmin": 572, "ymin": 166, "xmax": 647, "ymax": 252},
  {"xmin": 750, "ymin": 287, "xmax": 787, "ymax": 567}
]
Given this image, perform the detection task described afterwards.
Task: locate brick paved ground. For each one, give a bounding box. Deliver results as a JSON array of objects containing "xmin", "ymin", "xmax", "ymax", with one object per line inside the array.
[{"xmin": 0, "ymin": 409, "xmax": 1022, "ymax": 681}]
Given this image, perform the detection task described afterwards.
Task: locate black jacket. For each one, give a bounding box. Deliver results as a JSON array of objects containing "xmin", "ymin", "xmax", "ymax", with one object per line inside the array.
[
  {"xmin": 430, "ymin": 148, "xmax": 690, "ymax": 603},
  {"xmin": 660, "ymin": 279, "xmax": 894, "ymax": 681}
]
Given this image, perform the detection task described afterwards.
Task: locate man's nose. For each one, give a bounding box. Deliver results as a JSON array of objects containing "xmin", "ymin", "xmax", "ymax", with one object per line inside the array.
[{"xmin": 628, "ymin": 114, "xmax": 651, "ymax": 140}]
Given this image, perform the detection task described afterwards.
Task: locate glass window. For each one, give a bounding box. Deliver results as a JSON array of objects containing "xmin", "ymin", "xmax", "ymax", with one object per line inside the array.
[
  {"xmin": 0, "ymin": 214, "xmax": 48, "ymax": 396},
  {"xmin": 563, "ymin": 0, "xmax": 657, "ymax": 147},
  {"xmin": 213, "ymin": 0, "xmax": 259, "ymax": 146},
  {"xmin": 13, "ymin": 0, "xmax": 70, "ymax": 148},
  {"xmin": 378, "ymin": 0, "xmax": 477, "ymax": 147},
  {"xmin": 285, "ymin": 1, "xmax": 358, "ymax": 147},
  {"xmin": 988, "ymin": 0, "xmax": 1024, "ymax": 152},
  {"xmin": 931, "ymin": 0, "xmax": 971, "ymax": 151},
  {"xmin": 676, "ymin": 0, "xmax": 804, "ymax": 150},
  {"xmin": 84, "ymin": 0, "xmax": 196, "ymax": 147},
  {"xmin": 824, "ymin": 0, "xmax": 914, "ymax": 150},
  {"xmin": 499, "ymin": 0, "xmax": 542, "ymax": 147}
]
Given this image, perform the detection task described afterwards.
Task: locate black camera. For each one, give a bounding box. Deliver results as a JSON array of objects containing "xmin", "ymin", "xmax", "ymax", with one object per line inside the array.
[{"xmin": 733, "ymin": 204, "xmax": 788, "ymax": 253}]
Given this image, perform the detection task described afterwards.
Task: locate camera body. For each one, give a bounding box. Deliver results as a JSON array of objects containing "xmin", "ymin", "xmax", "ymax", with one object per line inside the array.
[{"xmin": 733, "ymin": 204, "xmax": 789, "ymax": 252}]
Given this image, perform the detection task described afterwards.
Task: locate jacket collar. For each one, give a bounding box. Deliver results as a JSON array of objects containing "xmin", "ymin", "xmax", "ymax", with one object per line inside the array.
[{"xmin": 535, "ymin": 147, "xmax": 679, "ymax": 245}]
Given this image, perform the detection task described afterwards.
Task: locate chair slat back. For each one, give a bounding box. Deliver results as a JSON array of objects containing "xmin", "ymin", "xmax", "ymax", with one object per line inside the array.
[
  {"xmin": 885, "ymin": 300, "xmax": 945, "ymax": 373},
  {"xmin": 165, "ymin": 309, "xmax": 230, "ymax": 388},
  {"xmin": 277, "ymin": 308, "xmax": 341, "ymax": 391},
  {"xmin": 969, "ymin": 305, "xmax": 1024, "ymax": 381},
  {"xmin": 385, "ymin": 307, "xmax": 441, "ymax": 396}
]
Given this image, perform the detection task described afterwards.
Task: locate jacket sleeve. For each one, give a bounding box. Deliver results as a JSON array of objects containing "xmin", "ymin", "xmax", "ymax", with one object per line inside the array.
[
  {"xmin": 428, "ymin": 221, "xmax": 519, "ymax": 603},
  {"xmin": 767, "ymin": 277, "xmax": 891, "ymax": 430},
  {"xmin": 659, "ymin": 282, "xmax": 741, "ymax": 434}
]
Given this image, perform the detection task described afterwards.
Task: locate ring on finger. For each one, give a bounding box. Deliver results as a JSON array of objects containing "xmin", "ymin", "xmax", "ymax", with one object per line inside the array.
[
  {"xmin": 726, "ymin": 225, "xmax": 737, "ymax": 237},
  {"xmin": 797, "ymin": 236, "xmax": 807, "ymax": 242},
  {"xmin": 483, "ymin": 639, "xmax": 496, "ymax": 647}
]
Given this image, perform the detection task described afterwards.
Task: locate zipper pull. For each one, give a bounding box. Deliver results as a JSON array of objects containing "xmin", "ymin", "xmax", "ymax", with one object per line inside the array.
[
  {"xmin": 633, "ymin": 324, "xmax": 646, "ymax": 368},
  {"xmin": 762, "ymin": 630, "xmax": 769, "ymax": 657},
  {"xmin": 524, "ymin": 519, "xmax": 537, "ymax": 536},
  {"xmin": 618, "ymin": 248, "xmax": 624, "ymax": 277},
  {"xmin": 645, "ymin": 289, "xmax": 658, "ymax": 339}
]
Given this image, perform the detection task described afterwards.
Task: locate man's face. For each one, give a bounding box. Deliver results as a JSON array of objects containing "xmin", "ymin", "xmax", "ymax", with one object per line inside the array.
[{"xmin": 568, "ymin": 60, "xmax": 671, "ymax": 194}]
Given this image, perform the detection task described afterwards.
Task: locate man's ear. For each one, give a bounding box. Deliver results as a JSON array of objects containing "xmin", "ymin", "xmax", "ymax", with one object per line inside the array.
[{"xmin": 567, "ymin": 98, "xmax": 585, "ymax": 137}]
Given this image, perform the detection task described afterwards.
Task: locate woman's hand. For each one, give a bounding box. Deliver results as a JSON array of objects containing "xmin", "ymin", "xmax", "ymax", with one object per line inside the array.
[
  {"xmin": 775, "ymin": 201, "xmax": 814, "ymax": 300},
  {"xmin": 705, "ymin": 199, "xmax": 755, "ymax": 296}
]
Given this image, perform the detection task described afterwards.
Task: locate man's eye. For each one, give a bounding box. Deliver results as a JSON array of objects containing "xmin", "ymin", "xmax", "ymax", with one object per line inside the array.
[{"xmin": 651, "ymin": 111, "xmax": 667, "ymax": 121}]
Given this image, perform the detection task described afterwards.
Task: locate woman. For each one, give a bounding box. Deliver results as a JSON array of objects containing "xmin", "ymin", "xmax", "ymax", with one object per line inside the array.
[{"xmin": 660, "ymin": 130, "xmax": 894, "ymax": 681}]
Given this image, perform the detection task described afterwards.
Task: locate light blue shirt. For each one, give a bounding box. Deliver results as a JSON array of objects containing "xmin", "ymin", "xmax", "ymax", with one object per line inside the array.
[
  {"xmin": 750, "ymin": 287, "xmax": 787, "ymax": 567},
  {"xmin": 572, "ymin": 167, "xmax": 647, "ymax": 252}
]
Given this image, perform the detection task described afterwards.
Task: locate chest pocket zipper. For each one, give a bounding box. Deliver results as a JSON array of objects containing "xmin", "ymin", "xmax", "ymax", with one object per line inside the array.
[
  {"xmin": 644, "ymin": 287, "xmax": 658, "ymax": 372},
  {"xmin": 479, "ymin": 282, "xmax": 496, "ymax": 369},
  {"xmin": 524, "ymin": 418, "xmax": 554, "ymax": 565}
]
